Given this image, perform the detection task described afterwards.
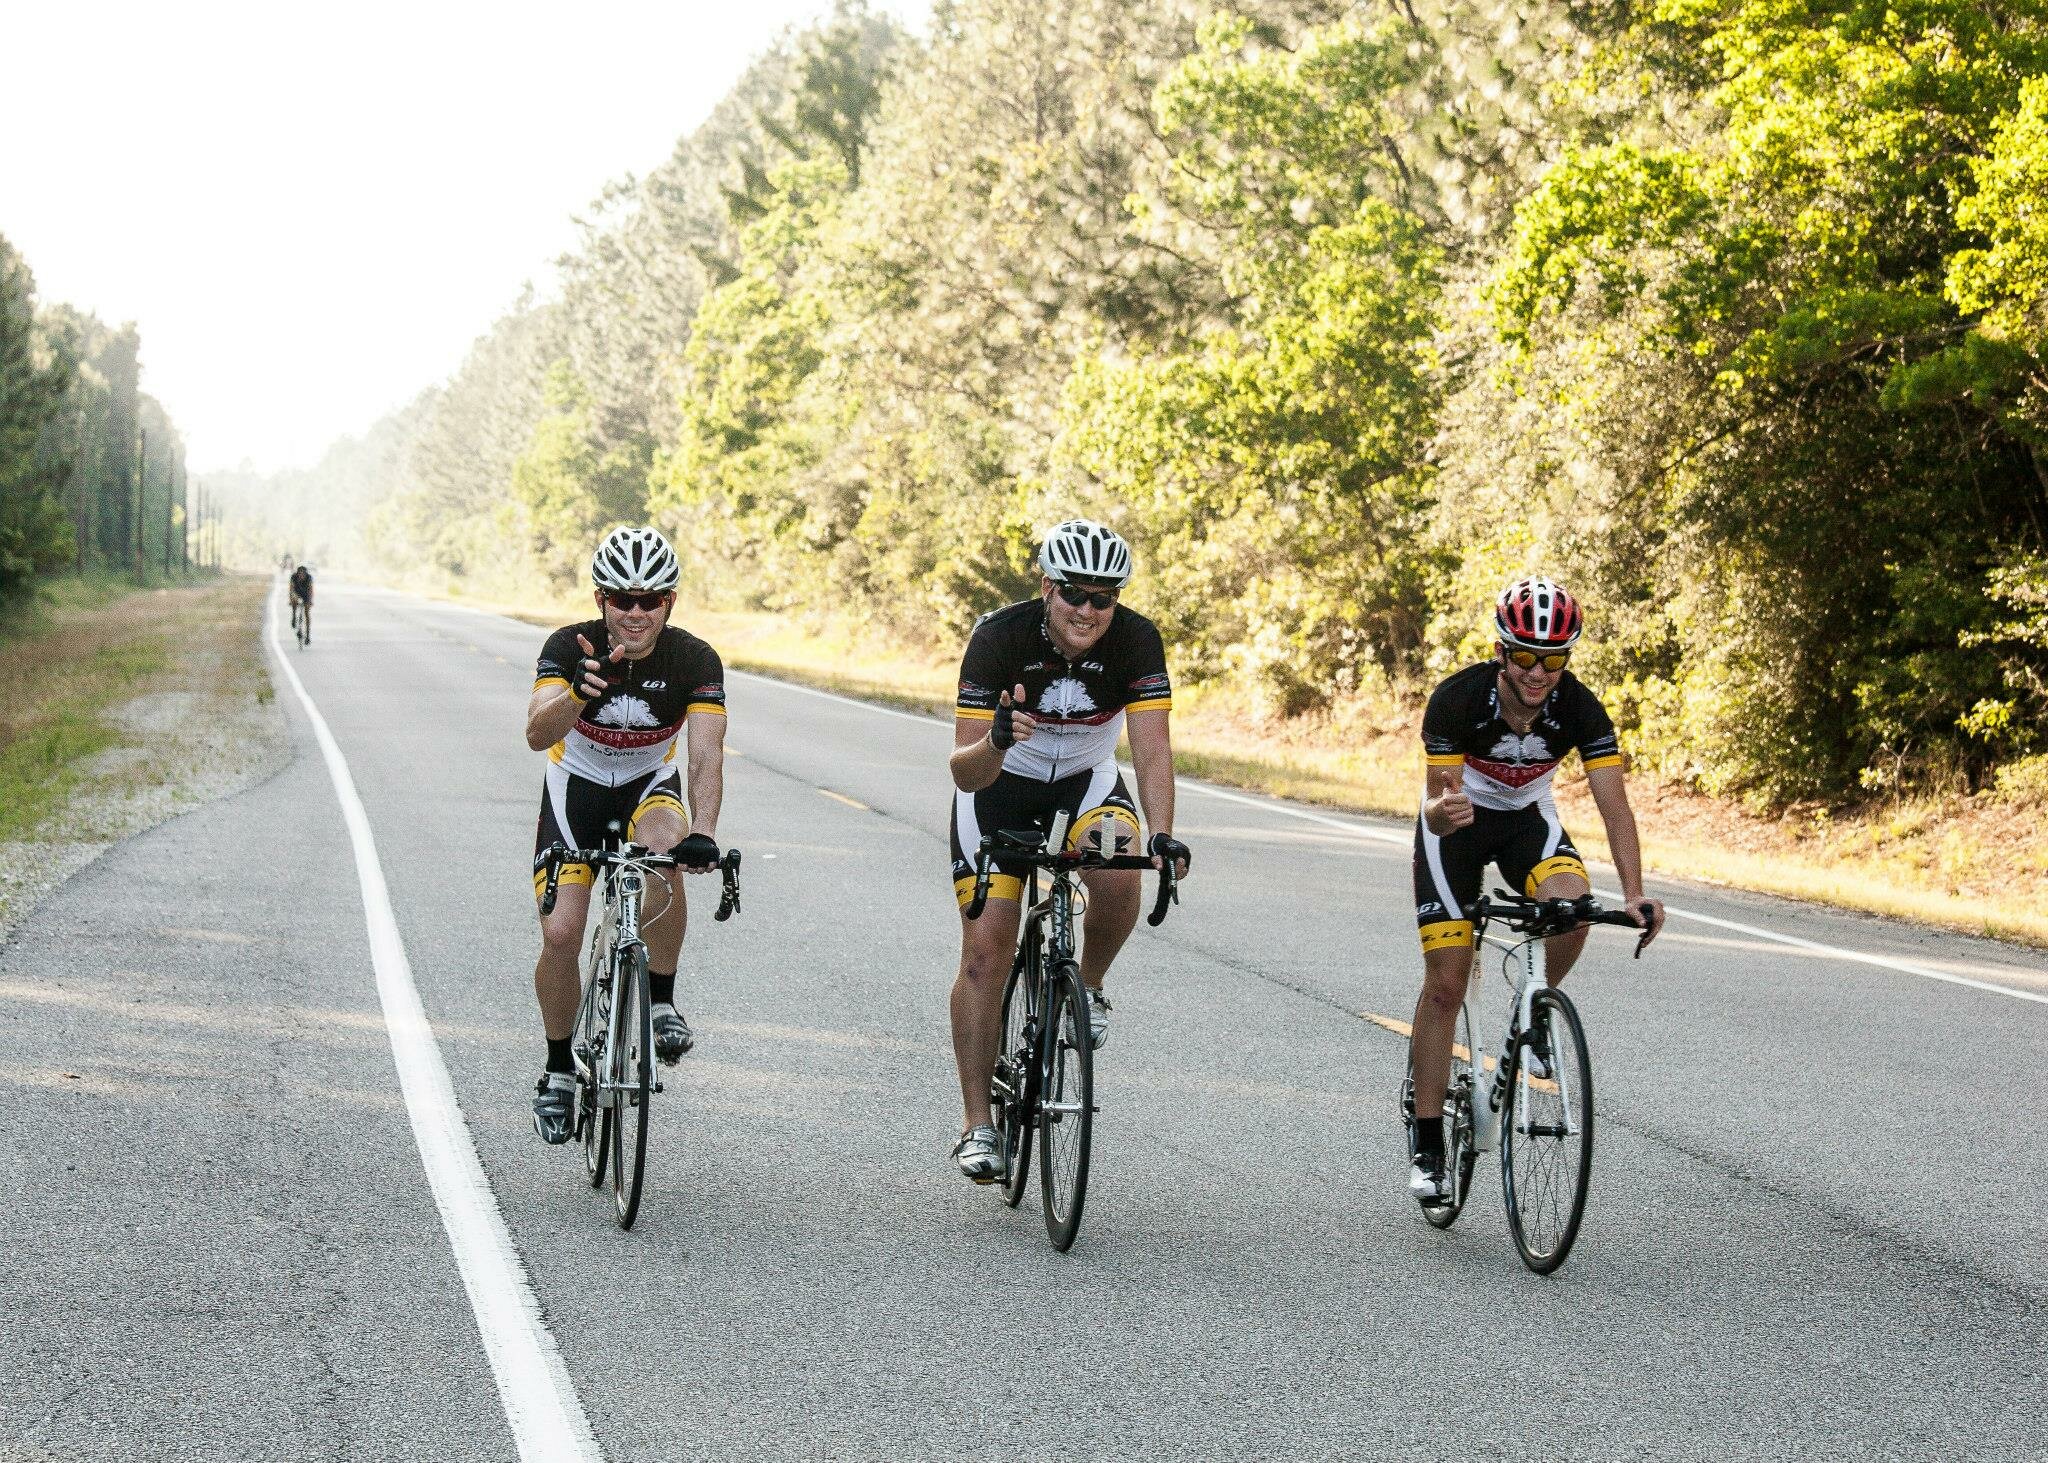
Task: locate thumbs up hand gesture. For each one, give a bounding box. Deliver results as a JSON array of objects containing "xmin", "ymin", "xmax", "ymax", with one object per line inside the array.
[
  {"xmin": 991, "ymin": 683, "xmax": 1038, "ymax": 751},
  {"xmin": 1426, "ymin": 764, "xmax": 1475, "ymax": 836}
]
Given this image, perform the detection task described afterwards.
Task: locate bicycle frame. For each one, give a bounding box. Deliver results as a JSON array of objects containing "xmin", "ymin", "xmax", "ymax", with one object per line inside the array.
[{"xmin": 1466, "ymin": 921, "xmax": 1562, "ymax": 1151}]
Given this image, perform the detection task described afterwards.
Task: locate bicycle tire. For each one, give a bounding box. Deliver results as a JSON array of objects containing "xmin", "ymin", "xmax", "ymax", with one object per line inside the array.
[
  {"xmin": 610, "ymin": 942, "xmax": 654, "ymax": 1229},
  {"xmin": 994, "ymin": 947, "xmax": 1038, "ymax": 1209},
  {"xmin": 1405, "ymin": 1003, "xmax": 1478, "ymax": 1229},
  {"xmin": 1039, "ymin": 960, "xmax": 1094, "ymax": 1252},
  {"xmin": 577, "ymin": 974, "xmax": 611, "ymax": 1188},
  {"xmin": 1500, "ymin": 986, "xmax": 1594, "ymax": 1273}
]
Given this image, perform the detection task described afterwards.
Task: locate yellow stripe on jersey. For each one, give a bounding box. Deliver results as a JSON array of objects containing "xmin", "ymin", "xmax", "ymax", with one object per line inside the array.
[
  {"xmin": 1425, "ymin": 754, "xmax": 1465, "ymax": 767},
  {"xmin": 955, "ymin": 707, "xmax": 996, "ymax": 722},
  {"xmin": 534, "ymin": 675, "xmax": 570, "ymax": 692},
  {"xmin": 1525, "ymin": 855, "xmax": 1588, "ymax": 894},
  {"xmin": 1582, "ymin": 753, "xmax": 1624, "ymax": 771},
  {"xmin": 1420, "ymin": 920, "xmax": 1474, "ymax": 952},
  {"xmin": 686, "ymin": 702, "xmax": 726, "ymax": 716},
  {"xmin": 1125, "ymin": 697, "xmax": 1172, "ymax": 714},
  {"xmin": 548, "ymin": 742, "xmax": 566, "ymax": 764}
]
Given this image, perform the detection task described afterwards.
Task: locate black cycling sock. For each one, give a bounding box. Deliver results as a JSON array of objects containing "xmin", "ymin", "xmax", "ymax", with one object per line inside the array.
[
  {"xmin": 545, "ymin": 1036, "xmax": 573, "ymax": 1075},
  {"xmin": 1413, "ymin": 1116, "xmax": 1444, "ymax": 1159},
  {"xmin": 649, "ymin": 970, "xmax": 676, "ymax": 1007}
]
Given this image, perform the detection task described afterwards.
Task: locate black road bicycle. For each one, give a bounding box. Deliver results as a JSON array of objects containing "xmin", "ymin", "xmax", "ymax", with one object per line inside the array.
[
  {"xmin": 964, "ymin": 811, "xmax": 1178, "ymax": 1252},
  {"xmin": 1402, "ymin": 890, "xmax": 1650, "ymax": 1272},
  {"xmin": 535, "ymin": 839, "xmax": 742, "ymax": 1229},
  {"xmin": 289, "ymin": 598, "xmax": 310, "ymax": 648}
]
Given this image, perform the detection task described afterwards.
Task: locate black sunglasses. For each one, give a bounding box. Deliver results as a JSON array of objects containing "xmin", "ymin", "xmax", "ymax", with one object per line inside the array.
[
  {"xmin": 604, "ymin": 591, "xmax": 669, "ymax": 613},
  {"xmin": 1053, "ymin": 582, "xmax": 1119, "ymax": 610}
]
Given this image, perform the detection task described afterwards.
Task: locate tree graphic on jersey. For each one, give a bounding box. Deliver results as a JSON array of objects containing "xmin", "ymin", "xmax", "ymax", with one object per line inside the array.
[
  {"xmin": 594, "ymin": 694, "xmax": 661, "ymax": 730},
  {"xmin": 1037, "ymin": 678, "xmax": 1098, "ymax": 721}
]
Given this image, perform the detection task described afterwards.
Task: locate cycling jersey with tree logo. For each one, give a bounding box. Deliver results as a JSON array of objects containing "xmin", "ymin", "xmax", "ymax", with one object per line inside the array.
[
  {"xmin": 534, "ymin": 620, "xmax": 725, "ymax": 787},
  {"xmin": 1420, "ymin": 662, "xmax": 1623, "ymax": 811},
  {"xmin": 954, "ymin": 599, "xmax": 1173, "ymax": 781}
]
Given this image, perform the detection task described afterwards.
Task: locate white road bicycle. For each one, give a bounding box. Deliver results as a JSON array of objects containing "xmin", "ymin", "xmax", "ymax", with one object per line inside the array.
[
  {"xmin": 1402, "ymin": 890, "xmax": 1650, "ymax": 1273},
  {"xmin": 535, "ymin": 838, "xmax": 742, "ymax": 1229}
]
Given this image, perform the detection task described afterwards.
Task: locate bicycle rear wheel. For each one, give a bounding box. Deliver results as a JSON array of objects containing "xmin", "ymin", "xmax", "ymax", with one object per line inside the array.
[
  {"xmin": 577, "ymin": 973, "xmax": 611, "ymax": 1188},
  {"xmin": 994, "ymin": 947, "xmax": 1039, "ymax": 1209},
  {"xmin": 1039, "ymin": 960, "xmax": 1094, "ymax": 1252},
  {"xmin": 1405, "ymin": 1003, "xmax": 1478, "ymax": 1229},
  {"xmin": 609, "ymin": 943, "xmax": 654, "ymax": 1229},
  {"xmin": 1500, "ymin": 987, "xmax": 1594, "ymax": 1273}
]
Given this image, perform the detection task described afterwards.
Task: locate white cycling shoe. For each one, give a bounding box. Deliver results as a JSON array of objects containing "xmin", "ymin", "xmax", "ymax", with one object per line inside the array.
[{"xmin": 953, "ymin": 1125, "xmax": 1004, "ymax": 1185}]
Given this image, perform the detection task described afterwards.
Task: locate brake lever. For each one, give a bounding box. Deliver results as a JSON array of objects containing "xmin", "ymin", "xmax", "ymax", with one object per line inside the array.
[{"xmin": 714, "ymin": 849, "xmax": 743, "ymax": 922}]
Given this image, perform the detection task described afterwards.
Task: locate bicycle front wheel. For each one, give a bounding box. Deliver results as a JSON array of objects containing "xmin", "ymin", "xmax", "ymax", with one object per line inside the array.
[
  {"xmin": 1500, "ymin": 987, "xmax": 1594, "ymax": 1273},
  {"xmin": 1039, "ymin": 961, "xmax": 1094, "ymax": 1252},
  {"xmin": 994, "ymin": 949, "xmax": 1038, "ymax": 1210},
  {"xmin": 609, "ymin": 943, "xmax": 654, "ymax": 1229}
]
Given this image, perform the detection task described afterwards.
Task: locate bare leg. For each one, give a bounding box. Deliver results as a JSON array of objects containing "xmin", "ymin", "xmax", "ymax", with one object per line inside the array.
[
  {"xmin": 1533, "ymin": 868, "xmax": 1592, "ymax": 983},
  {"xmin": 535, "ymin": 881, "xmax": 592, "ymax": 1041},
  {"xmin": 1078, "ymin": 867, "xmax": 1140, "ymax": 991},
  {"xmin": 951, "ymin": 900, "xmax": 1022, "ymax": 1132},
  {"xmin": 1409, "ymin": 944, "xmax": 1476, "ymax": 1118}
]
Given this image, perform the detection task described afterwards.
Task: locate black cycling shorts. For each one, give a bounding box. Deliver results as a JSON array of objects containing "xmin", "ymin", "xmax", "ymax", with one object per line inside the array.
[
  {"xmin": 534, "ymin": 761, "xmax": 686, "ymax": 896},
  {"xmin": 948, "ymin": 764, "xmax": 1140, "ymax": 907},
  {"xmin": 1412, "ymin": 801, "xmax": 1587, "ymax": 952}
]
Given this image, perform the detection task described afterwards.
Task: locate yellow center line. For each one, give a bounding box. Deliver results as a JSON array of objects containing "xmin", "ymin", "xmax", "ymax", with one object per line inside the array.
[
  {"xmin": 1362, "ymin": 1007, "xmax": 1556, "ymax": 1090},
  {"xmin": 818, "ymin": 789, "xmax": 869, "ymax": 811}
]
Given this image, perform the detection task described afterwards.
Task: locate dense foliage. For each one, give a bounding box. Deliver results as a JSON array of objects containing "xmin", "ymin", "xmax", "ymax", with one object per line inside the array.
[
  {"xmin": 0, "ymin": 235, "xmax": 193, "ymax": 601},
  {"xmin": 235, "ymin": 0, "xmax": 2048, "ymax": 806}
]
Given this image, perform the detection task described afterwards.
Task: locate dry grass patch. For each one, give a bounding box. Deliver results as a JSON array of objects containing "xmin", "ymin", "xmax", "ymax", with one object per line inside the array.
[{"xmin": 0, "ymin": 578, "xmax": 274, "ymax": 843}]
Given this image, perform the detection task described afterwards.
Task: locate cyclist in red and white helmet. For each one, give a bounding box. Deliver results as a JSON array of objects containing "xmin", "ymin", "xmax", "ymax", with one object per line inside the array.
[{"xmin": 1402, "ymin": 576, "xmax": 1664, "ymax": 1205}]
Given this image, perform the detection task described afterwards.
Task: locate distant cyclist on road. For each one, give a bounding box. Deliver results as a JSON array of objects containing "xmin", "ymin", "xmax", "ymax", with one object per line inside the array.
[
  {"xmin": 524, "ymin": 527, "xmax": 728, "ymax": 1144},
  {"xmin": 288, "ymin": 564, "xmax": 314, "ymax": 644},
  {"xmin": 946, "ymin": 519, "xmax": 1191, "ymax": 1183},
  {"xmin": 1406, "ymin": 577, "xmax": 1665, "ymax": 1204}
]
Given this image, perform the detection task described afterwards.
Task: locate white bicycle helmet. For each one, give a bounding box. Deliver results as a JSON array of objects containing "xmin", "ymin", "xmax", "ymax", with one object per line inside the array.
[
  {"xmin": 1038, "ymin": 519, "xmax": 1133, "ymax": 588},
  {"xmin": 590, "ymin": 527, "xmax": 681, "ymax": 594}
]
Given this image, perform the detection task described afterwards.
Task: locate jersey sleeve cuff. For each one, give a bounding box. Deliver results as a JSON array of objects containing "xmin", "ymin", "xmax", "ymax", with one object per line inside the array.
[{"xmin": 955, "ymin": 707, "xmax": 996, "ymax": 722}]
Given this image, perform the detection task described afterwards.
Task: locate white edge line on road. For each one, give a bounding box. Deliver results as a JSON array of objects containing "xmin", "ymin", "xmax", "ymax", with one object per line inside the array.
[
  {"xmin": 731, "ymin": 659, "xmax": 2047, "ymax": 1009},
  {"xmin": 410, "ymin": 594, "xmax": 2048, "ymax": 1010},
  {"xmin": 265, "ymin": 590, "xmax": 602, "ymax": 1463}
]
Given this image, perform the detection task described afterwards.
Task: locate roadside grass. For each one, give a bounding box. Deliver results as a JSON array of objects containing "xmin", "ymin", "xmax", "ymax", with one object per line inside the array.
[
  {"xmin": 0, "ymin": 578, "xmax": 269, "ymax": 844},
  {"xmin": 430, "ymin": 586, "xmax": 2048, "ymax": 949}
]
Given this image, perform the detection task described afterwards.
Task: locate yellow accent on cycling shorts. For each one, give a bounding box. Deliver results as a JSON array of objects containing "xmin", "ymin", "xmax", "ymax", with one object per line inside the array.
[
  {"xmin": 954, "ymin": 872, "xmax": 1024, "ymax": 908},
  {"xmin": 1067, "ymin": 803, "xmax": 1140, "ymax": 855},
  {"xmin": 1419, "ymin": 919, "xmax": 1474, "ymax": 953},
  {"xmin": 534, "ymin": 863, "xmax": 596, "ymax": 899},
  {"xmin": 1525, "ymin": 855, "xmax": 1588, "ymax": 894}
]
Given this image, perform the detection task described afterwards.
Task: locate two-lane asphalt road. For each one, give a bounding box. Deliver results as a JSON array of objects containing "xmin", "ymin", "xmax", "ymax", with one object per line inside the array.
[{"xmin": 4, "ymin": 583, "xmax": 2044, "ymax": 1461}]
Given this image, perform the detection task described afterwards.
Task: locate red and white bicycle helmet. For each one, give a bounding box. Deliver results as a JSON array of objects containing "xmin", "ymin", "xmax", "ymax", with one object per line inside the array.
[{"xmin": 1494, "ymin": 576, "xmax": 1584, "ymax": 651}]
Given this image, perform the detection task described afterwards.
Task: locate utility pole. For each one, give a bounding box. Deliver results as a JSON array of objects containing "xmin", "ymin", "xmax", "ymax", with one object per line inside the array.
[
  {"xmin": 133, "ymin": 426, "xmax": 146, "ymax": 575},
  {"xmin": 163, "ymin": 449, "xmax": 175, "ymax": 574}
]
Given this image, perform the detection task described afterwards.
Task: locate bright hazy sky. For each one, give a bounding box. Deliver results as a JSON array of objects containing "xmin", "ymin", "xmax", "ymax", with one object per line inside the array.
[{"xmin": 2, "ymin": 0, "xmax": 926, "ymax": 474}]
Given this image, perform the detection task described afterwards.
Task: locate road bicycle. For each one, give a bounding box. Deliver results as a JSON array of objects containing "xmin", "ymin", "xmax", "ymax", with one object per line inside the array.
[
  {"xmin": 289, "ymin": 598, "xmax": 310, "ymax": 648},
  {"xmin": 964, "ymin": 811, "xmax": 1177, "ymax": 1252},
  {"xmin": 1401, "ymin": 890, "xmax": 1650, "ymax": 1273},
  {"xmin": 535, "ymin": 838, "xmax": 742, "ymax": 1229}
]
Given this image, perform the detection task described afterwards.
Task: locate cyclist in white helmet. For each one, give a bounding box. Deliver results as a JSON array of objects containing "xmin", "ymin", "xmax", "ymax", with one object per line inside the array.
[
  {"xmin": 523, "ymin": 527, "xmax": 729, "ymax": 1144},
  {"xmin": 944, "ymin": 518, "xmax": 1192, "ymax": 1183}
]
